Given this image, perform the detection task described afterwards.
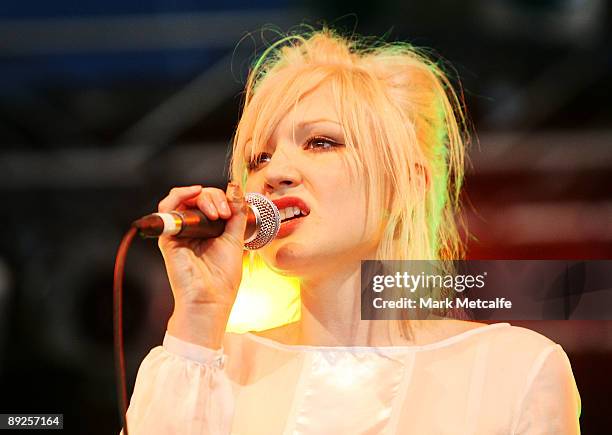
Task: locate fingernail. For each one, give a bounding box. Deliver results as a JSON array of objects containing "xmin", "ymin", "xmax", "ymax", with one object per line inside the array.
[{"xmin": 227, "ymin": 182, "xmax": 243, "ymax": 202}]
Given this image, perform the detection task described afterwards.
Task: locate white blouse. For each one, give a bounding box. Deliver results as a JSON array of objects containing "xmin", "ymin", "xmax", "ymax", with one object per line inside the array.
[{"xmin": 124, "ymin": 323, "xmax": 581, "ymax": 434}]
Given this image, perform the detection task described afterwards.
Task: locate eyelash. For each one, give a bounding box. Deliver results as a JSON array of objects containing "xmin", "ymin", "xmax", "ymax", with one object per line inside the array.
[{"xmin": 246, "ymin": 136, "xmax": 343, "ymax": 171}]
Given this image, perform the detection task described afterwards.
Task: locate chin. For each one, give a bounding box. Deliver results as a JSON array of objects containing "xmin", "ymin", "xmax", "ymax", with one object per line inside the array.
[
  {"xmin": 261, "ymin": 241, "xmax": 322, "ymax": 277},
  {"xmin": 266, "ymin": 241, "xmax": 366, "ymax": 281}
]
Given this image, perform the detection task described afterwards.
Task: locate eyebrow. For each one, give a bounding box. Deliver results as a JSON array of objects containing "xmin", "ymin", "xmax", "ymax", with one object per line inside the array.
[
  {"xmin": 296, "ymin": 119, "xmax": 342, "ymax": 128},
  {"xmin": 243, "ymin": 119, "xmax": 343, "ymax": 155},
  {"xmin": 243, "ymin": 119, "xmax": 341, "ymax": 144}
]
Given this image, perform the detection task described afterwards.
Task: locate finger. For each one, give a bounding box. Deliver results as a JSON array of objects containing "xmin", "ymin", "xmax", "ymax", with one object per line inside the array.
[
  {"xmin": 158, "ymin": 185, "xmax": 202, "ymax": 212},
  {"xmin": 222, "ymin": 182, "xmax": 248, "ymax": 245},
  {"xmin": 181, "ymin": 196, "xmax": 199, "ymax": 208},
  {"xmin": 196, "ymin": 191, "xmax": 220, "ymax": 220},
  {"xmin": 210, "ymin": 188, "xmax": 231, "ymax": 219}
]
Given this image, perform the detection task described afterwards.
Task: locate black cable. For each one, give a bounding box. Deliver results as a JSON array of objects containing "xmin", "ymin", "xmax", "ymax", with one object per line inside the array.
[{"xmin": 113, "ymin": 226, "xmax": 138, "ymax": 435}]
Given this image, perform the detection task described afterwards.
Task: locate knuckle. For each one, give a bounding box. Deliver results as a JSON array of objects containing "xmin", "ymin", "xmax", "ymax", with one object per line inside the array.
[
  {"xmin": 198, "ymin": 192, "xmax": 211, "ymax": 205},
  {"xmin": 215, "ymin": 189, "xmax": 228, "ymax": 201},
  {"xmin": 204, "ymin": 187, "xmax": 222, "ymax": 195}
]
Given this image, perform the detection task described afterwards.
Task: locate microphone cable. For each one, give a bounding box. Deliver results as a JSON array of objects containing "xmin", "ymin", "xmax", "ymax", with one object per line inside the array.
[{"xmin": 113, "ymin": 226, "xmax": 138, "ymax": 435}]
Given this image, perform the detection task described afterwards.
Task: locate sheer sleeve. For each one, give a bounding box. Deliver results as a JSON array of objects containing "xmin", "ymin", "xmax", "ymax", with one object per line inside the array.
[
  {"xmin": 512, "ymin": 344, "xmax": 581, "ymax": 434},
  {"xmin": 120, "ymin": 332, "xmax": 235, "ymax": 435}
]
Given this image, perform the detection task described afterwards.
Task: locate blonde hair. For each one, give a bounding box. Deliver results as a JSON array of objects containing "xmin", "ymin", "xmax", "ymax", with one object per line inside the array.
[{"xmin": 230, "ymin": 27, "xmax": 468, "ymax": 264}]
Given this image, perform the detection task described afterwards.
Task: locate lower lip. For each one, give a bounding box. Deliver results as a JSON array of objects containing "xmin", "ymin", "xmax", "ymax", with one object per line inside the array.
[{"xmin": 276, "ymin": 216, "xmax": 306, "ymax": 238}]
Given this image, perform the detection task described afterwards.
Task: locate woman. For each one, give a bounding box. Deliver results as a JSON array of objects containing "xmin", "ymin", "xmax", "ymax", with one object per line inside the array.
[{"xmin": 125, "ymin": 28, "xmax": 581, "ymax": 434}]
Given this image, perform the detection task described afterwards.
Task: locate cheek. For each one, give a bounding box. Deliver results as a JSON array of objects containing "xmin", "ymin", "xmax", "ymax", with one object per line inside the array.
[
  {"xmin": 244, "ymin": 177, "xmax": 259, "ymax": 193},
  {"xmin": 319, "ymin": 185, "xmax": 369, "ymax": 233},
  {"xmin": 340, "ymin": 185, "xmax": 381, "ymax": 244}
]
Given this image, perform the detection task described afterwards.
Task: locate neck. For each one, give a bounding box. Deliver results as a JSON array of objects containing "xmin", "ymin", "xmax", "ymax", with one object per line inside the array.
[{"xmin": 296, "ymin": 262, "xmax": 407, "ymax": 346}]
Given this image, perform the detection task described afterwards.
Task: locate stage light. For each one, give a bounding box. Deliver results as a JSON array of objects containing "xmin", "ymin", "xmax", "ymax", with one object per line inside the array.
[{"xmin": 227, "ymin": 255, "xmax": 300, "ymax": 333}]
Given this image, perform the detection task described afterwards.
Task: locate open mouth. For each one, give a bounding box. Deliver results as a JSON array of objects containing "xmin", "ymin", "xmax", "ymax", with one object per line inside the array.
[
  {"xmin": 271, "ymin": 197, "xmax": 310, "ymax": 238},
  {"xmin": 272, "ymin": 197, "xmax": 311, "ymax": 226},
  {"xmin": 279, "ymin": 206, "xmax": 308, "ymax": 223}
]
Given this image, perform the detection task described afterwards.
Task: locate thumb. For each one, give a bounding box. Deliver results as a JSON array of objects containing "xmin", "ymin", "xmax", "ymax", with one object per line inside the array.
[{"xmin": 223, "ymin": 181, "xmax": 248, "ymax": 245}]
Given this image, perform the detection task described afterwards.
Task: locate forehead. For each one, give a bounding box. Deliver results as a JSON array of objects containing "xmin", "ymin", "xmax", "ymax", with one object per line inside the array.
[
  {"xmin": 283, "ymin": 82, "xmax": 340, "ymax": 126},
  {"xmin": 264, "ymin": 82, "xmax": 342, "ymax": 148},
  {"xmin": 243, "ymin": 80, "xmax": 342, "ymax": 154}
]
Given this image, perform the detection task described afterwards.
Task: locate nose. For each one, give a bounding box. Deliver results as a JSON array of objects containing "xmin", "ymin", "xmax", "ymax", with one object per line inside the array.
[{"xmin": 262, "ymin": 145, "xmax": 302, "ymax": 193}]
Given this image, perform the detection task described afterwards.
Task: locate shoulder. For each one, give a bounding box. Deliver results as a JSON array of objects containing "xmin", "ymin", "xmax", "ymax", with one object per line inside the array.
[
  {"xmin": 425, "ymin": 321, "xmax": 567, "ymax": 380},
  {"xmin": 484, "ymin": 322, "xmax": 557, "ymax": 353},
  {"xmin": 464, "ymin": 323, "xmax": 581, "ymax": 433},
  {"xmin": 485, "ymin": 323, "xmax": 577, "ymax": 380},
  {"xmin": 415, "ymin": 320, "xmax": 555, "ymax": 353},
  {"xmin": 490, "ymin": 326, "xmax": 582, "ymax": 433},
  {"xmin": 449, "ymin": 323, "xmax": 581, "ymax": 432},
  {"xmin": 462, "ymin": 322, "xmax": 563, "ymax": 369},
  {"xmin": 436, "ymin": 320, "xmax": 557, "ymax": 351},
  {"xmin": 470, "ymin": 323, "xmax": 579, "ymax": 409}
]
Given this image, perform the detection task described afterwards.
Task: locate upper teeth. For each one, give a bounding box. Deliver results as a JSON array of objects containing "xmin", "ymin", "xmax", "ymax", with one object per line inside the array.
[{"xmin": 279, "ymin": 206, "xmax": 303, "ymax": 221}]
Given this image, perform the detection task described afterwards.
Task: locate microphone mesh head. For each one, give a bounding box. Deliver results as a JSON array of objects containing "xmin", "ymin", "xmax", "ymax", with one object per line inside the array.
[{"xmin": 244, "ymin": 193, "xmax": 280, "ymax": 250}]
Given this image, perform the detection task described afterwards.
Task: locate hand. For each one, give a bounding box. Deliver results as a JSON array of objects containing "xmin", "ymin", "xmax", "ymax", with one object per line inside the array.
[{"xmin": 157, "ymin": 182, "xmax": 248, "ymax": 348}]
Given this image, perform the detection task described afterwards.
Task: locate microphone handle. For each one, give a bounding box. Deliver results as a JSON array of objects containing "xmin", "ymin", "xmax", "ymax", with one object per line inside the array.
[
  {"xmin": 133, "ymin": 208, "xmax": 257, "ymax": 239},
  {"xmin": 173, "ymin": 210, "xmax": 226, "ymax": 238}
]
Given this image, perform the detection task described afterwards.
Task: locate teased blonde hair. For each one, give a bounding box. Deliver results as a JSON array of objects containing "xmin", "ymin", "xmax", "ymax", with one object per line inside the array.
[
  {"xmin": 227, "ymin": 27, "xmax": 471, "ymax": 336},
  {"xmin": 230, "ymin": 27, "xmax": 468, "ymax": 264}
]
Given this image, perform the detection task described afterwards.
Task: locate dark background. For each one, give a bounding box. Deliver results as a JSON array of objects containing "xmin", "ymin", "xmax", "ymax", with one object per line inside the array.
[{"xmin": 0, "ymin": 0, "xmax": 610, "ymax": 433}]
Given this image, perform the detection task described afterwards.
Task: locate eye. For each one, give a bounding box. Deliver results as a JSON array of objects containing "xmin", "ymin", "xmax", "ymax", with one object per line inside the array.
[
  {"xmin": 304, "ymin": 136, "xmax": 343, "ymax": 151},
  {"xmin": 247, "ymin": 152, "xmax": 272, "ymax": 171}
]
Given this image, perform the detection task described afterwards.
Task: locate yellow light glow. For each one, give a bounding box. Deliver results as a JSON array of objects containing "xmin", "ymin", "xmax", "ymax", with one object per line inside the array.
[{"xmin": 226, "ymin": 254, "xmax": 301, "ymax": 333}]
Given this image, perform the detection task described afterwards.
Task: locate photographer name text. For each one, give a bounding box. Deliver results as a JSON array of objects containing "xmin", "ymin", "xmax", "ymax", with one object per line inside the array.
[{"xmin": 372, "ymin": 297, "xmax": 512, "ymax": 310}]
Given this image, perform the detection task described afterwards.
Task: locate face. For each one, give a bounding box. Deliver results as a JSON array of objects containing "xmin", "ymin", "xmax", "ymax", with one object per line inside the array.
[{"xmin": 244, "ymin": 83, "xmax": 383, "ymax": 279}]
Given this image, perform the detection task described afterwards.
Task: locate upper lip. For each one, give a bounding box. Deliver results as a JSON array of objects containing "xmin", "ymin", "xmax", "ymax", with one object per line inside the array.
[{"xmin": 271, "ymin": 196, "xmax": 311, "ymax": 216}]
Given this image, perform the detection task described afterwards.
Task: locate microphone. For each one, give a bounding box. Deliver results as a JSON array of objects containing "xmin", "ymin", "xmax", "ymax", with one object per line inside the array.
[{"xmin": 132, "ymin": 192, "xmax": 281, "ymax": 250}]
